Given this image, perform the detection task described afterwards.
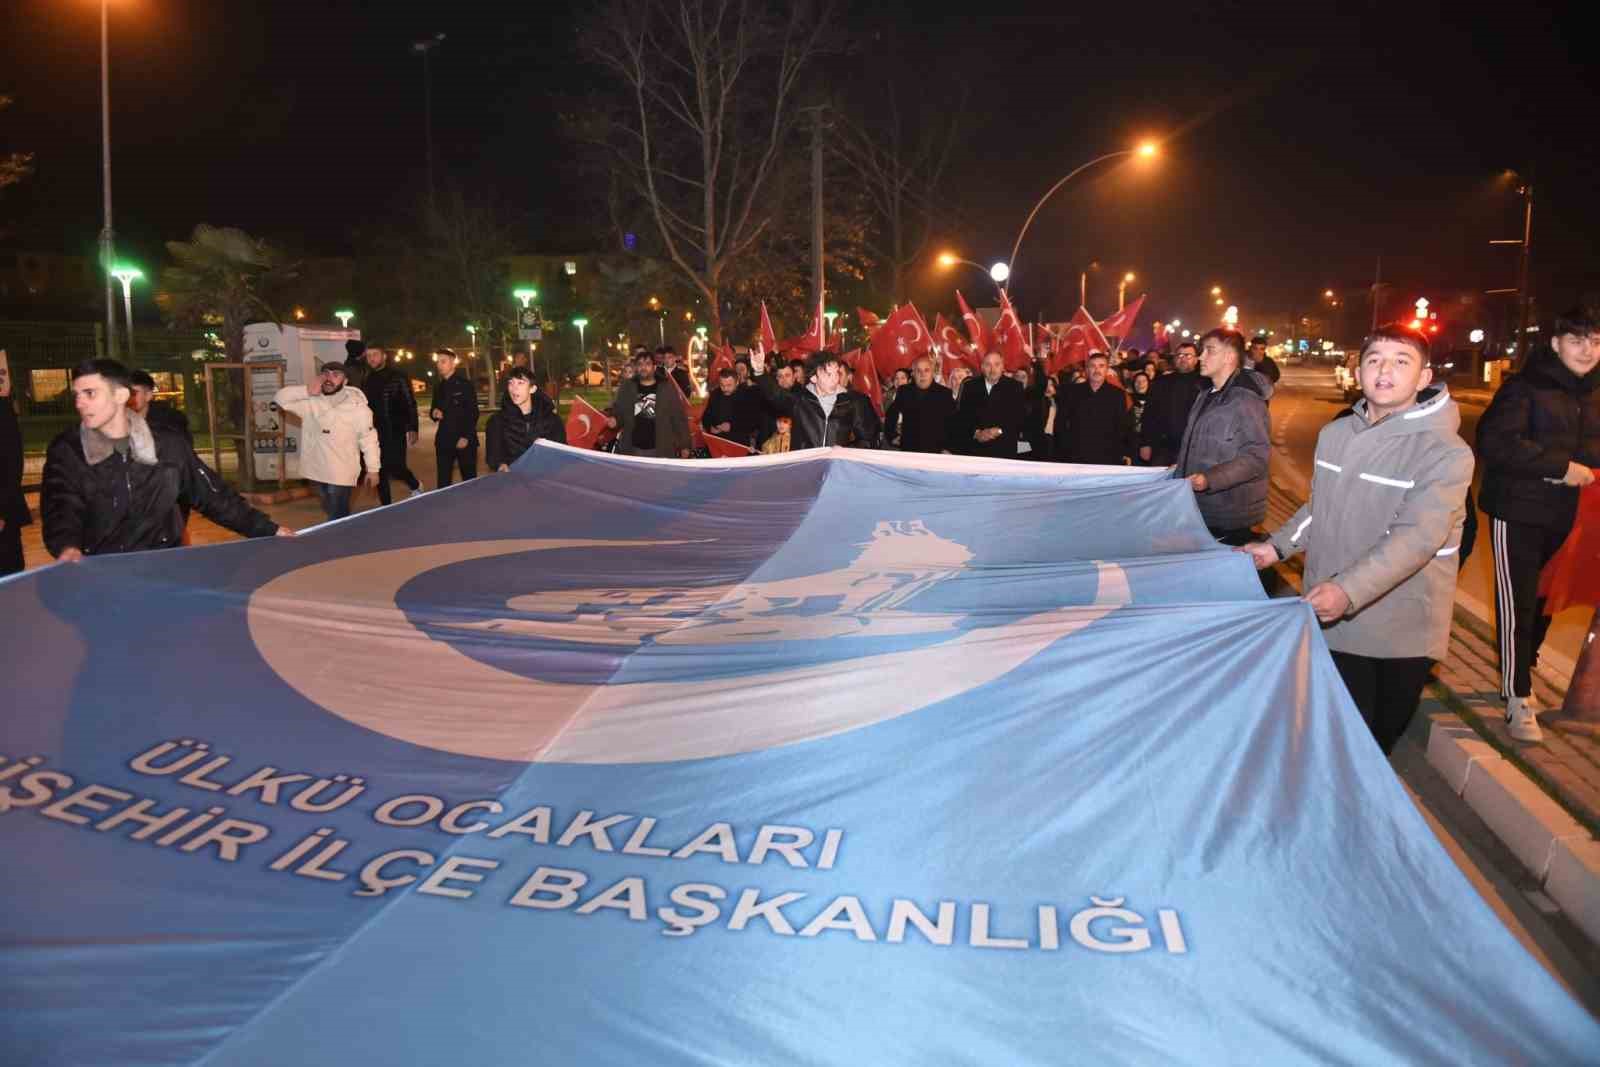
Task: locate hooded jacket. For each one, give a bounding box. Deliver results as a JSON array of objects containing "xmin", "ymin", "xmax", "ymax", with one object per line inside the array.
[
  {"xmin": 1476, "ymin": 345, "xmax": 1600, "ymax": 529},
  {"xmin": 274, "ymin": 384, "xmax": 380, "ymax": 487},
  {"xmin": 41, "ymin": 412, "xmax": 279, "ymax": 557},
  {"xmin": 1174, "ymin": 368, "xmax": 1273, "ymax": 531},
  {"xmin": 1270, "ymin": 387, "xmax": 1474, "ymax": 661},
  {"xmin": 485, "ymin": 391, "xmax": 565, "ymax": 470}
]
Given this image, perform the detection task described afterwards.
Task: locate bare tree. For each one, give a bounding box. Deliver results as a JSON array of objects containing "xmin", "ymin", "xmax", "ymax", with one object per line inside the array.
[
  {"xmin": 582, "ymin": 0, "xmax": 832, "ymax": 339},
  {"xmin": 834, "ymin": 80, "xmax": 964, "ymax": 305}
]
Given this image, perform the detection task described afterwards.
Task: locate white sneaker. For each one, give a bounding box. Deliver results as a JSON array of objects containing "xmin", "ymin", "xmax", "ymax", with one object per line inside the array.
[
  {"xmin": 1505, "ymin": 697, "xmax": 1543, "ymax": 743},
  {"xmin": 1521, "ymin": 692, "xmax": 1545, "ymax": 717}
]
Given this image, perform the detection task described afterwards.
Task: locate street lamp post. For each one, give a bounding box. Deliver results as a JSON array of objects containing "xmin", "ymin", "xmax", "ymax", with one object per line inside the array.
[
  {"xmin": 936, "ymin": 253, "xmax": 1009, "ymax": 298},
  {"xmin": 573, "ymin": 317, "xmax": 590, "ymax": 379},
  {"xmin": 1118, "ymin": 271, "xmax": 1136, "ymax": 312},
  {"xmin": 411, "ymin": 34, "xmax": 445, "ymax": 212},
  {"xmin": 334, "ymin": 309, "xmax": 355, "ymax": 329},
  {"xmin": 110, "ymin": 265, "xmax": 142, "ymax": 361},
  {"xmin": 98, "ymin": 0, "xmax": 118, "ymax": 359},
  {"xmin": 1079, "ymin": 261, "xmax": 1100, "ymax": 310},
  {"xmin": 1007, "ymin": 142, "xmax": 1158, "ymax": 285}
]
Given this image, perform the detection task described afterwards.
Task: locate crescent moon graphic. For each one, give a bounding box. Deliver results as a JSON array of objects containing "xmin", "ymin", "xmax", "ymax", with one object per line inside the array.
[
  {"xmin": 247, "ymin": 540, "xmax": 1130, "ymax": 764},
  {"xmin": 576, "ymin": 413, "xmax": 592, "ymax": 437},
  {"xmin": 899, "ymin": 319, "xmax": 925, "ymax": 345}
]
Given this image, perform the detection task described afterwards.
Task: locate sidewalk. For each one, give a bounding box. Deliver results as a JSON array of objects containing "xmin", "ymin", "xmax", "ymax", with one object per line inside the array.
[{"xmin": 1265, "ymin": 479, "xmax": 1600, "ymax": 945}]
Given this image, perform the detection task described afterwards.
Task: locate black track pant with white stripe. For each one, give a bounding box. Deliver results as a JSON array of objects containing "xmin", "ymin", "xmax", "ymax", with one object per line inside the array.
[{"xmin": 1490, "ymin": 517, "xmax": 1570, "ymax": 699}]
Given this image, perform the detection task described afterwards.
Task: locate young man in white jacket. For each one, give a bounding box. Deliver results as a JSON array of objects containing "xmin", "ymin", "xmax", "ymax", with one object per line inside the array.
[
  {"xmin": 274, "ymin": 361, "xmax": 380, "ymax": 521},
  {"xmin": 1243, "ymin": 324, "xmax": 1473, "ymax": 755}
]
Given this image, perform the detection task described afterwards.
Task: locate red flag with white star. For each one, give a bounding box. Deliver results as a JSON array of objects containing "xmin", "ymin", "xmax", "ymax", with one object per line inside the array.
[{"xmin": 1047, "ymin": 307, "xmax": 1113, "ymax": 375}]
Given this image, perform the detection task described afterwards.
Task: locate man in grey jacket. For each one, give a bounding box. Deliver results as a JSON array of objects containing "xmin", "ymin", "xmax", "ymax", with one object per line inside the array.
[
  {"xmin": 1244, "ymin": 324, "xmax": 1473, "ymax": 754},
  {"xmin": 1174, "ymin": 328, "xmax": 1272, "ymax": 544}
]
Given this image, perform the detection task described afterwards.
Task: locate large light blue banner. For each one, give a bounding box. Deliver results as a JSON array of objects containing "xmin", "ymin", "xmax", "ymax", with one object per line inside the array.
[{"xmin": 1, "ymin": 445, "xmax": 1594, "ymax": 1064}]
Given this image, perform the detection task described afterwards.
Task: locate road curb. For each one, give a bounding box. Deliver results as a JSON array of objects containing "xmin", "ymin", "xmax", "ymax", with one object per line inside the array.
[{"xmin": 1427, "ymin": 717, "xmax": 1600, "ymax": 945}]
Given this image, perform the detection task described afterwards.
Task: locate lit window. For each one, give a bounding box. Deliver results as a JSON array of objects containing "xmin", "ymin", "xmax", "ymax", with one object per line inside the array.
[
  {"xmin": 564, "ymin": 261, "xmax": 578, "ymax": 276},
  {"xmin": 31, "ymin": 368, "xmax": 70, "ymax": 403}
]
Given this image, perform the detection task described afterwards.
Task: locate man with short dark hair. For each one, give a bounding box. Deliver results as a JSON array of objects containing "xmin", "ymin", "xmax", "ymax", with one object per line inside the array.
[
  {"xmin": 657, "ymin": 346, "xmax": 694, "ymax": 399},
  {"xmin": 1246, "ymin": 324, "xmax": 1472, "ymax": 755},
  {"xmin": 1174, "ymin": 328, "xmax": 1272, "ymax": 544},
  {"xmin": 486, "ymin": 367, "xmax": 565, "ymax": 471},
  {"xmin": 1056, "ymin": 352, "xmax": 1133, "ymax": 465},
  {"xmin": 428, "ymin": 348, "xmax": 479, "ymax": 488},
  {"xmin": 751, "ymin": 348, "xmax": 877, "ymax": 450},
  {"xmin": 885, "ymin": 356, "xmax": 957, "ymax": 454},
  {"xmin": 274, "ymin": 361, "xmax": 379, "ymax": 521},
  {"xmin": 42, "ymin": 360, "xmax": 290, "ymax": 560},
  {"xmin": 1477, "ymin": 307, "xmax": 1600, "ymax": 741},
  {"xmin": 703, "ymin": 368, "xmax": 760, "ymax": 447},
  {"xmin": 1139, "ymin": 340, "xmax": 1206, "ymax": 465},
  {"xmin": 127, "ymin": 370, "xmax": 192, "ymax": 444},
  {"xmin": 956, "ymin": 351, "xmax": 1027, "ymax": 459},
  {"xmin": 607, "ymin": 351, "xmax": 692, "ymax": 458},
  {"xmin": 360, "ymin": 346, "xmax": 420, "ymax": 503},
  {"xmin": 1247, "ymin": 335, "xmax": 1280, "ymax": 386}
]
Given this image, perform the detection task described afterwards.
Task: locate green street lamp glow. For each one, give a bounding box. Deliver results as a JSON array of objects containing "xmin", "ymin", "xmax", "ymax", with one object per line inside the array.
[
  {"xmin": 823, "ymin": 309, "xmax": 839, "ymax": 329},
  {"xmin": 334, "ymin": 309, "xmax": 355, "ymax": 329},
  {"xmin": 572, "ymin": 316, "xmax": 589, "ymax": 355},
  {"xmin": 513, "ymin": 288, "xmax": 538, "ymax": 308},
  {"xmin": 110, "ymin": 265, "xmax": 144, "ymax": 360}
]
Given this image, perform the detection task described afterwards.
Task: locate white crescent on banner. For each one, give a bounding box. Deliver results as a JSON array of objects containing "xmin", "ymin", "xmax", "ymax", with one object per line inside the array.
[
  {"xmin": 247, "ymin": 539, "xmax": 1130, "ymax": 764},
  {"xmin": 575, "ymin": 412, "xmax": 592, "ymax": 439},
  {"xmin": 899, "ymin": 318, "xmax": 926, "ymax": 346}
]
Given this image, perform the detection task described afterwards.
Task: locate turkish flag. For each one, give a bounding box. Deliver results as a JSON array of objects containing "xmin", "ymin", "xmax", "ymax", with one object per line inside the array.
[
  {"xmin": 708, "ymin": 341, "xmax": 736, "ymax": 384},
  {"xmin": 1047, "ymin": 307, "xmax": 1112, "ymax": 375},
  {"xmin": 1098, "ymin": 294, "xmax": 1147, "ymax": 341},
  {"xmin": 564, "ymin": 395, "xmax": 616, "ymax": 450},
  {"xmin": 934, "ymin": 313, "xmax": 982, "ymax": 377},
  {"xmin": 1538, "ymin": 481, "xmax": 1600, "ymax": 614},
  {"xmin": 703, "ymin": 431, "xmax": 755, "ymax": 458},
  {"xmin": 783, "ymin": 299, "xmax": 826, "ymax": 358},
  {"xmin": 869, "ymin": 302, "xmax": 931, "ymax": 379},
  {"xmin": 956, "ymin": 290, "xmax": 992, "ymax": 356},
  {"xmin": 759, "ymin": 302, "xmax": 779, "ymax": 357},
  {"xmin": 1152, "ymin": 320, "xmax": 1170, "ymax": 349},
  {"xmin": 993, "ymin": 289, "xmax": 1033, "ymax": 373},
  {"xmin": 662, "ymin": 368, "xmax": 706, "ymax": 452},
  {"xmin": 843, "ymin": 348, "xmax": 885, "ymax": 419},
  {"xmin": 857, "ymin": 307, "xmax": 881, "ymax": 330}
]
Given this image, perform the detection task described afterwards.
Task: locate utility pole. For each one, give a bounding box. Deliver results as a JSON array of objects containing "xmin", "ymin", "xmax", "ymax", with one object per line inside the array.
[
  {"xmin": 99, "ymin": 0, "xmax": 118, "ymax": 359},
  {"xmin": 412, "ymin": 34, "xmax": 445, "ymax": 213},
  {"xmin": 809, "ymin": 106, "xmax": 825, "ymax": 317},
  {"xmin": 1514, "ymin": 177, "xmax": 1534, "ymax": 363},
  {"xmin": 1369, "ymin": 254, "xmax": 1384, "ymax": 331}
]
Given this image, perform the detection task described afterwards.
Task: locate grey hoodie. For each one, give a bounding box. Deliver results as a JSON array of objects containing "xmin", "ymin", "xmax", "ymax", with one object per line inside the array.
[{"xmin": 1270, "ymin": 387, "xmax": 1474, "ymax": 661}]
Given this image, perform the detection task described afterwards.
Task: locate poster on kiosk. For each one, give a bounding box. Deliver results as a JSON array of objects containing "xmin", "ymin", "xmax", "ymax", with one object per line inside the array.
[{"xmin": 243, "ymin": 323, "xmax": 359, "ymax": 482}]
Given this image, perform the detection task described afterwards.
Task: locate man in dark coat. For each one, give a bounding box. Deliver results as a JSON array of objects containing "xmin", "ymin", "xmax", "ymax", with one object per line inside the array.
[
  {"xmin": 1247, "ymin": 335, "xmax": 1281, "ymax": 387},
  {"xmin": 702, "ymin": 368, "xmax": 761, "ymax": 448},
  {"xmin": 607, "ymin": 350, "xmax": 693, "ymax": 458},
  {"xmin": 658, "ymin": 346, "xmax": 695, "ymax": 400},
  {"xmin": 751, "ymin": 349, "xmax": 877, "ymax": 450},
  {"xmin": 885, "ymin": 356, "xmax": 957, "ymax": 454},
  {"xmin": 955, "ymin": 351, "xmax": 1027, "ymax": 458},
  {"xmin": 0, "ymin": 364, "xmax": 29, "ymax": 575},
  {"xmin": 1139, "ymin": 340, "xmax": 1207, "ymax": 465},
  {"xmin": 128, "ymin": 370, "xmax": 193, "ymax": 444},
  {"xmin": 1476, "ymin": 307, "xmax": 1600, "ymax": 741},
  {"xmin": 428, "ymin": 348, "xmax": 480, "ymax": 487},
  {"xmin": 486, "ymin": 368, "xmax": 565, "ymax": 471},
  {"xmin": 1056, "ymin": 353, "xmax": 1134, "ymax": 465},
  {"xmin": 1174, "ymin": 329, "xmax": 1273, "ymax": 544},
  {"xmin": 41, "ymin": 360, "xmax": 289, "ymax": 561},
  {"xmin": 360, "ymin": 346, "xmax": 420, "ymax": 502}
]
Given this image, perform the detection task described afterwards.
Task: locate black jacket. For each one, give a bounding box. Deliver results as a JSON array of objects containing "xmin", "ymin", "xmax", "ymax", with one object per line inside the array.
[
  {"xmin": 1477, "ymin": 345, "xmax": 1600, "ymax": 529},
  {"xmin": 144, "ymin": 400, "xmax": 193, "ymax": 445},
  {"xmin": 702, "ymin": 387, "xmax": 762, "ymax": 447},
  {"xmin": 1140, "ymin": 370, "xmax": 1207, "ymax": 462},
  {"xmin": 1, "ymin": 398, "xmax": 29, "ymax": 527},
  {"xmin": 1174, "ymin": 369, "xmax": 1273, "ymax": 531},
  {"xmin": 1056, "ymin": 381, "xmax": 1133, "ymax": 465},
  {"xmin": 886, "ymin": 383, "xmax": 957, "ymax": 454},
  {"xmin": 955, "ymin": 376, "xmax": 1027, "ymax": 458},
  {"xmin": 41, "ymin": 416, "xmax": 278, "ymax": 557},
  {"xmin": 1249, "ymin": 354, "xmax": 1281, "ymax": 386},
  {"xmin": 756, "ymin": 374, "xmax": 877, "ymax": 450},
  {"xmin": 430, "ymin": 373, "xmax": 480, "ymax": 444},
  {"xmin": 485, "ymin": 392, "xmax": 565, "ymax": 470},
  {"xmin": 362, "ymin": 366, "xmax": 419, "ymax": 436}
]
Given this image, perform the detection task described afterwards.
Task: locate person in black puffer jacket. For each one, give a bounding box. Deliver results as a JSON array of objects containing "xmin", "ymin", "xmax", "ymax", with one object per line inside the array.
[
  {"xmin": 1476, "ymin": 308, "xmax": 1600, "ymax": 735},
  {"xmin": 359, "ymin": 346, "xmax": 420, "ymax": 503},
  {"xmin": 428, "ymin": 348, "xmax": 480, "ymax": 487},
  {"xmin": 41, "ymin": 360, "xmax": 287, "ymax": 560},
  {"xmin": 486, "ymin": 368, "xmax": 566, "ymax": 471}
]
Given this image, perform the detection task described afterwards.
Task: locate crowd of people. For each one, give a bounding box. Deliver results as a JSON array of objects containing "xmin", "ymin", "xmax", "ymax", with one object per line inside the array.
[{"xmin": 3, "ymin": 308, "xmax": 1595, "ymax": 761}]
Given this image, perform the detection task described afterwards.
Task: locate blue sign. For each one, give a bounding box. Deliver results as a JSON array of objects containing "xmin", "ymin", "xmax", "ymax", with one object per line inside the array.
[{"xmin": 2, "ymin": 445, "xmax": 1593, "ymax": 1064}]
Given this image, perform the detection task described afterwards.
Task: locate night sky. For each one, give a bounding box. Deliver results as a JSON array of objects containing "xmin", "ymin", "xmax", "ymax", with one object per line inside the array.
[{"xmin": 2, "ymin": 0, "xmax": 1595, "ymax": 332}]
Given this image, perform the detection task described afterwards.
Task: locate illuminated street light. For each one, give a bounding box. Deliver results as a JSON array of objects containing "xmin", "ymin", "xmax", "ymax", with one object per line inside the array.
[
  {"xmin": 1215, "ymin": 298, "xmax": 1225, "ymax": 306},
  {"xmin": 1008, "ymin": 141, "xmax": 1162, "ymax": 282},
  {"xmin": 334, "ymin": 309, "xmax": 355, "ymax": 329},
  {"xmin": 989, "ymin": 262, "xmax": 1011, "ymax": 284},
  {"xmin": 1324, "ymin": 289, "xmax": 1335, "ymax": 299},
  {"xmin": 292, "ymin": 307, "xmax": 307, "ymax": 321},
  {"xmin": 823, "ymin": 309, "xmax": 839, "ymax": 332},
  {"xmin": 1211, "ymin": 286, "xmax": 1222, "ymax": 297},
  {"xmin": 513, "ymin": 288, "xmax": 538, "ymax": 308},
  {"xmin": 1223, "ymin": 305, "xmax": 1239, "ymax": 327},
  {"xmin": 572, "ymin": 316, "xmax": 589, "ymax": 356},
  {"xmin": 110, "ymin": 264, "xmax": 143, "ymax": 360},
  {"xmin": 1118, "ymin": 271, "xmax": 1136, "ymax": 311},
  {"xmin": 1470, "ymin": 328, "xmax": 1485, "ymax": 344}
]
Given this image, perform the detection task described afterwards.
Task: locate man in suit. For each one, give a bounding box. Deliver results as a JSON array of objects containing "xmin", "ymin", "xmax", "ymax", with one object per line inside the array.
[
  {"xmin": 956, "ymin": 351, "xmax": 1026, "ymax": 458},
  {"xmin": 1057, "ymin": 352, "xmax": 1134, "ymax": 465},
  {"xmin": 886, "ymin": 356, "xmax": 957, "ymax": 454}
]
